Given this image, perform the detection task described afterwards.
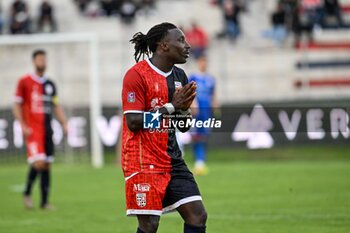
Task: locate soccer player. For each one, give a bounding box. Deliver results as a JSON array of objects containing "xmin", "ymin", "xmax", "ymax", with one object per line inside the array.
[
  {"xmin": 189, "ymin": 55, "xmax": 219, "ymax": 176},
  {"xmin": 13, "ymin": 49, "xmax": 67, "ymax": 210},
  {"xmin": 121, "ymin": 22, "xmax": 207, "ymax": 233}
]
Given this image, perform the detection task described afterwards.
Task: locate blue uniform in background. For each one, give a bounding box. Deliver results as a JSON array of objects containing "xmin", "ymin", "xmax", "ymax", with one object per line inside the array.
[{"xmin": 189, "ymin": 73, "xmax": 216, "ymax": 163}]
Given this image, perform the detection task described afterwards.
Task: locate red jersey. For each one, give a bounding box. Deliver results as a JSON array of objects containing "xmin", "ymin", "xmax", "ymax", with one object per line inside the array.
[
  {"xmin": 121, "ymin": 59, "xmax": 188, "ymax": 177},
  {"xmin": 14, "ymin": 73, "xmax": 57, "ymax": 162}
]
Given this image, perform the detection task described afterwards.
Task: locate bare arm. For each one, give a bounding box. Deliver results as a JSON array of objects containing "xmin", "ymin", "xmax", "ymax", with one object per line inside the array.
[
  {"xmin": 54, "ymin": 105, "xmax": 68, "ymax": 134},
  {"xmin": 13, "ymin": 103, "xmax": 31, "ymax": 136},
  {"xmin": 190, "ymin": 97, "xmax": 198, "ymax": 117}
]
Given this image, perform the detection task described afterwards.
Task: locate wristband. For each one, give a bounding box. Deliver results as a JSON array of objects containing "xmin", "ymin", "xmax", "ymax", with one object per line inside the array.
[{"xmin": 164, "ymin": 103, "xmax": 175, "ymax": 114}]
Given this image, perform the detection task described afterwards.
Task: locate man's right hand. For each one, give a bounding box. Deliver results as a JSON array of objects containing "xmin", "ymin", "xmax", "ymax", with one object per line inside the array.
[{"xmin": 171, "ymin": 81, "xmax": 197, "ymax": 111}]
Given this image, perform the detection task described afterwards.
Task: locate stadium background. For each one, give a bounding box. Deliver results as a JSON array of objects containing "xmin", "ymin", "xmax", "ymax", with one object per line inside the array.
[{"xmin": 0, "ymin": 0, "xmax": 349, "ymax": 232}]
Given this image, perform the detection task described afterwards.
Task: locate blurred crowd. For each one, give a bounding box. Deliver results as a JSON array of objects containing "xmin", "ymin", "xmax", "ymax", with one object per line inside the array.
[
  {"xmin": 212, "ymin": 0, "xmax": 247, "ymax": 42},
  {"xmin": 0, "ymin": 0, "xmax": 57, "ymax": 35},
  {"xmin": 0, "ymin": 0, "xmax": 347, "ymax": 50},
  {"xmin": 263, "ymin": 0, "xmax": 346, "ymax": 46},
  {"xmin": 73, "ymin": 0, "xmax": 156, "ymax": 23},
  {"xmin": 211, "ymin": 0, "xmax": 347, "ymax": 47}
]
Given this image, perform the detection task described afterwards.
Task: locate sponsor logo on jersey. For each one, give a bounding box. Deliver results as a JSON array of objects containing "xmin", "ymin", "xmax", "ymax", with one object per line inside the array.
[
  {"xmin": 133, "ymin": 183, "xmax": 151, "ymax": 192},
  {"xmin": 127, "ymin": 92, "xmax": 135, "ymax": 103},
  {"xmin": 45, "ymin": 84, "xmax": 53, "ymax": 95}
]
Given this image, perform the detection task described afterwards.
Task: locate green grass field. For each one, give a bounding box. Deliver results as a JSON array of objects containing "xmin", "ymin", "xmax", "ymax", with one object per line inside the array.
[{"xmin": 1, "ymin": 146, "xmax": 350, "ymax": 233}]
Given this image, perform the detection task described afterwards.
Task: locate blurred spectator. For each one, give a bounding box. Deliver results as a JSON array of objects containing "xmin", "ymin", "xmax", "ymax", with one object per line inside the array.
[
  {"xmin": 291, "ymin": 0, "xmax": 324, "ymax": 46},
  {"xmin": 73, "ymin": 0, "xmax": 156, "ymax": 20},
  {"xmin": 0, "ymin": 5, "xmax": 4, "ymax": 34},
  {"xmin": 189, "ymin": 54, "xmax": 219, "ymax": 176},
  {"xmin": 323, "ymin": 0, "xmax": 344, "ymax": 26},
  {"xmin": 279, "ymin": 0, "xmax": 298, "ymax": 32},
  {"xmin": 120, "ymin": 0, "xmax": 137, "ymax": 24},
  {"xmin": 74, "ymin": 0, "xmax": 92, "ymax": 14},
  {"xmin": 37, "ymin": 1, "xmax": 57, "ymax": 33},
  {"xmin": 138, "ymin": 0, "xmax": 156, "ymax": 16},
  {"xmin": 262, "ymin": 2, "xmax": 287, "ymax": 46},
  {"xmin": 99, "ymin": 0, "xmax": 121, "ymax": 16},
  {"xmin": 300, "ymin": 0, "xmax": 324, "ymax": 28},
  {"xmin": 85, "ymin": 1, "xmax": 101, "ymax": 17},
  {"xmin": 9, "ymin": 0, "xmax": 32, "ymax": 34},
  {"xmin": 141, "ymin": 0, "xmax": 155, "ymax": 6},
  {"xmin": 185, "ymin": 22, "xmax": 209, "ymax": 59},
  {"xmin": 216, "ymin": 0, "xmax": 244, "ymax": 41},
  {"xmin": 282, "ymin": 0, "xmax": 305, "ymax": 47}
]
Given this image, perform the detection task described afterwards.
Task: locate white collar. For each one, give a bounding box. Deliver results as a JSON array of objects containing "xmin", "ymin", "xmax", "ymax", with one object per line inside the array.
[
  {"xmin": 146, "ymin": 58, "xmax": 173, "ymax": 77},
  {"xmin": 30, "ymin": 73, "xmax": 47, "ymax": 84}
]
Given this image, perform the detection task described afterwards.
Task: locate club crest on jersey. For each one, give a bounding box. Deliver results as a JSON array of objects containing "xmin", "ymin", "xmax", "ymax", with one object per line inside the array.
[
  {"xmin": 151, "ymin": 98, "xmax": 159, "ymax": 108},
  {"xmin": 45, "ymin": 84, "xmax": 53, "ymax": 95},
  {"xmin": 127, "ymin": 92, "xmax": 135, "ymax": 103},
  {"xmin": 136, "ymin": 193, "xmax": 147, "ymax": 207},
  {"xmin": 174, "ymin": 81, "xmax": 182, "ymax": 89},
  {"xmin": 133, "ymin": 183, "xmax": 151, "ymax": 192}
]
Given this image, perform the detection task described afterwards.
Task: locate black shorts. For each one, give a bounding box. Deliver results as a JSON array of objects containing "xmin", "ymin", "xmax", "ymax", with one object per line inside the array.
[{"xmin": 162, "ymin": 164, "xmax": 202, "ymax": 214}]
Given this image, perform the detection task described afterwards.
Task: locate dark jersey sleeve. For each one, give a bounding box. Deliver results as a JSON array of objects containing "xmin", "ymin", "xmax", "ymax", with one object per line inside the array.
[
  {"xmin": 179, "ymin": 67, "xmax": 189, "ymax": 86},
  {"xmin": 167, "ymin": 66, "xmax": 189, "ymax": 102},
  {"xmin": 48, "ymin": 80, "xmax": 58, "ymax": 106}
]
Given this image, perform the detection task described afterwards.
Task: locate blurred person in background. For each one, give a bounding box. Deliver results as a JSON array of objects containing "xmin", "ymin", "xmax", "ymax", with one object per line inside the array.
[
  {"xmin": 13, "ymin": 50, "xmax": 68, "ymax": 210},
  {"xmin": 278, "ymin": 0, "xmax": 299, "ymax": 45},
  {"xmin": 138, "ymin": 0, "xmax": 156, "ymax": 16},
  {"xmin": 189, "ymin": 54, "xmax": 219, "ymax": 176},
  {"xmin": 216, "ymin": 0, "xmax": 245, "ymax": 42},
  {"xmin": 185, "ymin": 21, "xmax": 209, "ymax": 59},
  {"xmin": 262, "ymin": 2, "xmax": 287, "ymax": 46},
  {"xmin": 74, "ymin": 0, "xmax": 91, "ymax": 14},
  {"xmin": 293, "ymin": 0, "xmax": 323, "ymax": 45},
  {"xmin": 9, "ymin": 0, "xmax": 31, "ymax": 34},
  {"xmin": 323, "ymin": 0, "xmax": 344, "ymax": 26},
  {"xmin": 0, "ymin": 5, "xmax": 4, "ymax": 34},
  {"xmin": 120, "ymin": 0, "xmax": 137, "ymax": 24},
  {"xmin": 99, "ymin": 0, "xmax": 121, "ymax": 17},
  {"xmin": 300, "ymin": 0, "xmax": 324, "ymax": 28},
  {"xmin": 37, "ymin": 1, "xmax": 57, "ymax": 33},
  {"xmin": 289, "ymin": 0, "xmax": 311, "ymax": 47}
]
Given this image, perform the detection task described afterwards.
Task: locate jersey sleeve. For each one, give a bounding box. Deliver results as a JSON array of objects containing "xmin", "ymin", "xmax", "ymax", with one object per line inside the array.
[
  {"xmin": 181, "ymin": 69, "xmax": 189, "ymax": 86},
  {"xmin": 14, "ymin": 78, "xmax": 25, "ymax": 104},
  {"xmin": 51, "ymin": 81, "xmax": 59, "ymax": 106},
  {"xmin": 188, "ymin": 74, "xmax": 195, "ymax": 83},
  {"xmin": 122, "ymin": 68, "xmax": 146, "ymax": 114}
]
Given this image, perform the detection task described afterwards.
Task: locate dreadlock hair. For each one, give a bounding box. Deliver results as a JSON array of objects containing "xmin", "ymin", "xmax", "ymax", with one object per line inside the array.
[{"xmin": 130, "ymin": 22, "xmax": 177, "ymax": 62}]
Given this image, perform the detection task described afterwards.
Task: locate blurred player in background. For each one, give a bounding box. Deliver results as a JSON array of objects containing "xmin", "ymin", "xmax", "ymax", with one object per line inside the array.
[
  {"xmin": 122, "ymin": 22, "xmax": 207, "ymax": 233},
  {"xmin": 13, "ymin": 50, "xmax": 67, "ymax": 210},
  {"xmin": 189, "ymin": 54, "xmax": 219, "ymax": 176}
]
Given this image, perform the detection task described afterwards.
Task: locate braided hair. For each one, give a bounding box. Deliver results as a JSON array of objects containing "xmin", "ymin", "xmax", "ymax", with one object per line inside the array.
[{"xmin": 130, "ymin": 22, "xmax": 177, "ymax": 62}]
